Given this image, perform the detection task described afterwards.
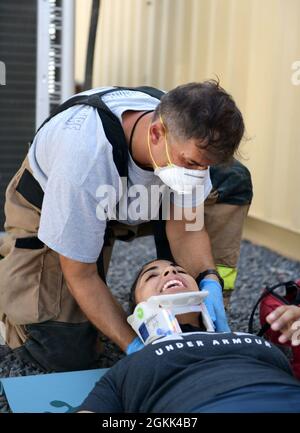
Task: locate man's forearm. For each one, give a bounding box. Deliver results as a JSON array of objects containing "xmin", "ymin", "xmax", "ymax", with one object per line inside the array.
[
  {"xmin": 166, "ymin": 204, "xmax": 217, "ymax": 279},
  {"xmin": 66, "ymin": 271, "xmax": 136, "ymax": 352},
  {"xmin": 167, "ymin": 225, "xmax": 215, "ymax": 277}
]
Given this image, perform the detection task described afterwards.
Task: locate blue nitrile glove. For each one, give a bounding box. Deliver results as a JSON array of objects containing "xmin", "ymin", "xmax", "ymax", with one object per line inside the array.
[
  {"xmin": 126, "ymin": 337, "xmax": 144, "ymax": 355},
  {"xmin": 199, "ymin": 279, "xmax": 231, "ymax": 332}
]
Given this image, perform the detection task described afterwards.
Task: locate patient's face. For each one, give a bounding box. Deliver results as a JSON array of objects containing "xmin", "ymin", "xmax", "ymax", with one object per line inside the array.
[{"xmin": 134, "ymin": 260, "xmax": 199, "ymax": 304}]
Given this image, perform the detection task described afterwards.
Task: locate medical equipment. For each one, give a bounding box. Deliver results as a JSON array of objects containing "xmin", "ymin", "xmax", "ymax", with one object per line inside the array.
[{"xmin": 127, "ymin": 291, "xmax": 215, "ymax": 345}]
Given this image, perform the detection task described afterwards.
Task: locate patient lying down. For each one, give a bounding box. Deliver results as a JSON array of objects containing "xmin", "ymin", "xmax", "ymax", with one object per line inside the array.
[{"xmin": 78, "ymin": 260, "xmax": 300, "ymax": 413}]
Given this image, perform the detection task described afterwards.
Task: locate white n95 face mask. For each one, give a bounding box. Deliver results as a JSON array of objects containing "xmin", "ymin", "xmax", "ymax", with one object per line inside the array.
[
  {"xmin": 154, "ymin": 164, "xmax": 207, "ymax": 195},
  {"xmin": 148, "ymin": 115, "xmax": 208, "ymax": 195}
]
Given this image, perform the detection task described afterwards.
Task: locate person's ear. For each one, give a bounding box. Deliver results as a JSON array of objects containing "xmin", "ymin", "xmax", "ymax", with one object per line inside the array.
[{"xmin": 149, "ymin": 121, "xmax": 165, "ymax": 146}]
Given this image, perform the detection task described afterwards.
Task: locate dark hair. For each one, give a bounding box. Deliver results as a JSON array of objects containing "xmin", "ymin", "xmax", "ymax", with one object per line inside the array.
[
  {"xmin": 128, "ymin": 259, "xmax": 160, "ymax": 315},
  {"xmin": 154, "ymin": 80, "xmax": 245, "ymax": 164}
]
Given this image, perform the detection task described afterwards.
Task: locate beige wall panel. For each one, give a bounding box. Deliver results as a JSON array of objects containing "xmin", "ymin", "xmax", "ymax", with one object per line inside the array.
[{"xmin": 75, "ymin": 0, "xmax": 92, "ymax": 83}]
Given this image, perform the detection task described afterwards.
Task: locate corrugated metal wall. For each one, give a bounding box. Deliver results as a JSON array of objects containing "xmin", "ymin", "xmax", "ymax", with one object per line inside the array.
[
  {"xmin": 76, "ymin": 0, "xmax": 300, "ymax": 237},
  {"xmin": 0, "ymin": 0, "xmax": 37, "ymax": 229}
]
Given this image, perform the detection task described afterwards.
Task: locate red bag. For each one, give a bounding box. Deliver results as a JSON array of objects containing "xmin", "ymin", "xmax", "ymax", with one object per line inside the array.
[{"xmin": 248, "ymin": 280, "xmax": 300, "ymax": 380}]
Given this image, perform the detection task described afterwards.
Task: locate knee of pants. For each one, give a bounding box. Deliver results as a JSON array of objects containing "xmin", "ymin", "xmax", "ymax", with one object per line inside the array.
[{"xmin": 16, "ymin": 321, "xmax": 101, "ymax": 372}]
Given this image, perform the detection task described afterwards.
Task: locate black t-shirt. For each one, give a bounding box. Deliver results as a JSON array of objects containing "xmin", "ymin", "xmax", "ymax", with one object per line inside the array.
[{"xmin": 79, "ymin": 329, "xmax": 300, "ymax": 413}]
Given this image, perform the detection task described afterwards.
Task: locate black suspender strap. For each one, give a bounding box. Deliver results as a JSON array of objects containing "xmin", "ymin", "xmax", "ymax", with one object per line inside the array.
[
  {"xmin": 35, "ymin": 86, "xmax": 164, "ymax": 178},
  {"xmin": 16, "ymin": 168, "xmax": 45, "ymax": 210},
  {"xmin": 19, "ymin": 86, "xmax": 164, "ymax": 210}
]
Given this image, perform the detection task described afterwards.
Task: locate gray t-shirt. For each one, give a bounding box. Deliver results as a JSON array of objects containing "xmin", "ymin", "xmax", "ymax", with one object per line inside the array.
[{"xmin": 28, "ymin": 87, "xmax": 212, "ymax": 262}]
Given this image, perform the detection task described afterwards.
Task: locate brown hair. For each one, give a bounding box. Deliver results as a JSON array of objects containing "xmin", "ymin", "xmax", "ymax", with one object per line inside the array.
[
  {"xmin": 154, "ymin": 80, "xmax": 245, "ymax": 164},
  {"xmin": 128, "ymin": 259, "xmax": 162, "ymax": 314}
]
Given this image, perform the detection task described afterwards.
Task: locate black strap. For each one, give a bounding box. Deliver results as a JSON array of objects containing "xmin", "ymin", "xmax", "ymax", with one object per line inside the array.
[
  {"xmin": 35, "ymin": 91, "xmax": 128, "ymax": 178},
  {"xmin": 36, "ymin": 86, "xmax": 164, "ymax": 134},
  {"xmin": 112, "ymin": 85, "xmax": 165, "ymax": 101},
  {"xmin": 34, "ymin": 86, "xmax": 164, "ymax": 179},
  {"xmin": 20, "ymin": 86, "xmax": 164, "ymax": 210},
  {"xmin": 248, "ymin": 281, "xmax": 296, "ymax": 335},
  {"xmin": 129, "ymin": 110, "xmax": 154, "ymax": 155},
  {"xmin": 16, "ymin": 168, "xmax": 44, "ymax": 210},
  {"xmin": 196, "ymin": 269, "xmax": 224, "ymax": 290},
  {"xmin": 15, "ymin": 236, "xmax": 44, "ymax": 250}
]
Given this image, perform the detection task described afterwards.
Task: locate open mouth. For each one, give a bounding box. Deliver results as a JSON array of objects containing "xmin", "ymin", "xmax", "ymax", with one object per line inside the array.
[{"xmin": 160, "ymin": 279, "xmax": 186, "ymax": 293}]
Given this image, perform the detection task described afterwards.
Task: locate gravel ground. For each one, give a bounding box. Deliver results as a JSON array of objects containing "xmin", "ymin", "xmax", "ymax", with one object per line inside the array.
[{"xmin": 1, "ymin": 238, "xmax": 300, "ymax": 412}]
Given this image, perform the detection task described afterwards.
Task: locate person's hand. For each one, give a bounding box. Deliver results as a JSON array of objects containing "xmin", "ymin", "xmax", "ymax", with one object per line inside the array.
[
  {"xmin": 126, "ymin": 336, "xmax": 144, "ymax": 355},
  {"xmin": 266, "ymin": 305, "xmax": 300, "ymax": 346},
  {"xmin": 199, "ymin": 278, "xmax": 231, "ymax": 332}
]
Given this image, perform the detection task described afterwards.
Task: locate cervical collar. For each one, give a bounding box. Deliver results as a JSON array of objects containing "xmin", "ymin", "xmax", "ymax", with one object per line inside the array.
[{"xmin": 127, "ymin": 291, "xmax": 215, "ymax": 345}]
